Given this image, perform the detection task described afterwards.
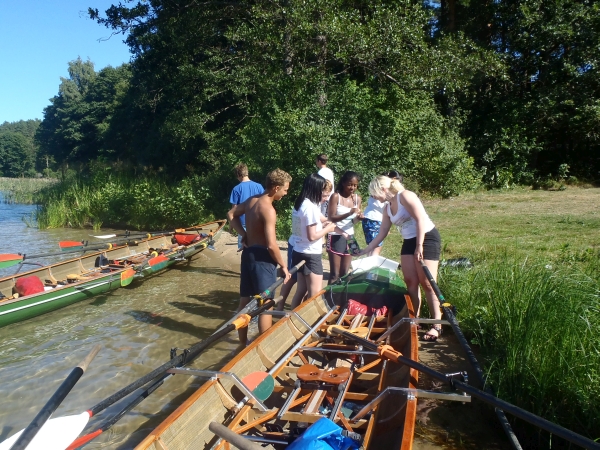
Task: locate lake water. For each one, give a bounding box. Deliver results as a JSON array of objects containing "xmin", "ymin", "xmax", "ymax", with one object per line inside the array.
[{"xmin": 0, "ymin": 196, "xmax": 247, "ymax": 448}]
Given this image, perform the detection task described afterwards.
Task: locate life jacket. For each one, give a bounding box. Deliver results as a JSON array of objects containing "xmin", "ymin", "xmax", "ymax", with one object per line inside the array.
[
  {"xmin": 173, "ymin": 234, "xmax": 202, "ymax": 246},
  {"xmin": 15, "ymin": 276, "xmax": 45, "ymax": 297}
]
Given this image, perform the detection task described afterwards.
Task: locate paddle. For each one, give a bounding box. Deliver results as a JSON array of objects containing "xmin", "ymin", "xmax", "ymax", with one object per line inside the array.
[
  {"xmin": 0, "ymin": 345, "xmax": 101, "ymax": 450},
  {"xmin": 330, "ymin": 327, "xmax": 600, "ymax": 450},
  {"xmin": 0, "ymin": 244, "xmax": 120, "ymax": 270},
  {"xmin": 90, "ymin": 227, "xmax": 187, "ymax": 240},
  {"xmin": 419, "ymin": 261, "xmax": 522, "ymax": 450},
  {"xmin": 63, "ymin": 262, "xmax": 304, "ymax": 449}
]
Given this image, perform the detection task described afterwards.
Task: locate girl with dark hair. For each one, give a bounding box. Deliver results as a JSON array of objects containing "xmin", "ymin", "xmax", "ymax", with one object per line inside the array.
[
  {"xmin": 327, "ymin": 171, "xmax": 363, "ymax": 284},
  {"xmin": 289, "ymin": 174, "xmax": 345, "ymax": 309},
  {"xmin": 386, "ymin": 170, "xmax": 403, "ymax": 182}
]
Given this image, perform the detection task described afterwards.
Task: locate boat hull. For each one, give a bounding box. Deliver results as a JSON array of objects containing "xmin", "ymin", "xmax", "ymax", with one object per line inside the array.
[
  {"xmin": 136, "ymin": 268, "xmax": 418, "ymax": 450},
  {"xmin": 0, "ymin": 220, "xmax": 225, "ymax": 327}
]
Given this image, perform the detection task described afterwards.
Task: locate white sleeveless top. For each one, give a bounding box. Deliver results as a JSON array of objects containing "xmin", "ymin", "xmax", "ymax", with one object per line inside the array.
[
  {"xmin": 387, "ymin": 192, "xmax": 434, "ymax": 239},
  {"xmin": 332, "ymin": 194, "xmax": 357, "ymax": 235}
]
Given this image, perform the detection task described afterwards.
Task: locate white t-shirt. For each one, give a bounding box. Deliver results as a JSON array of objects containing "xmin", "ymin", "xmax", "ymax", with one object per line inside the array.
[
  {"xmin": 363, "ymin": 196, "xmax": 386, "ymax": 222},
  {"xmin": 318, "ymin": 167, "xmax": 334, "ymax": 186},
  {"xmin": 291, "ymin": 199, "xmax": 323, "ymax": 254}
]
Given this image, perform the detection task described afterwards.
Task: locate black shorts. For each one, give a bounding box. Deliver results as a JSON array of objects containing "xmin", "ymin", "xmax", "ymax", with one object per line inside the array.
[
  {"xmin": 240, "ymin": 246, "xmax": 277, "ymax": 297},
  {"xmin": 327, "ymin": 234, "xmax": 350, "ymax": 256},
  {"xmin": 292, "ymin": 250, "xmax": 323, "ymax": 276},
  {"xmin": 401, "ymin": 227, "xmax": 441, "ymax": 261}
]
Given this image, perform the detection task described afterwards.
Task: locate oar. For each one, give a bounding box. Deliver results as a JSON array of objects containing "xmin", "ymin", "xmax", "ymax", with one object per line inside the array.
[
  {"xmin": 90, "ymin": 227, "xmax": 187, "ymax": 240},
  {"xmin": 330, "ymin": 328, "xmax": 600, "ymax": 450},
  {"xmin": 63, "ymin": 262, "xmax": 304, "ymax": 449},
  {"xmin": 420, "ymin": 261, "xmax": 523, "ymax": 450},
  {"xmin": 0, "ymin": 345, "xmax": 101, "ymax": 450},
  {"xmin": 0, "ymin": 244, "xmax": 117, "ymax": 270}
]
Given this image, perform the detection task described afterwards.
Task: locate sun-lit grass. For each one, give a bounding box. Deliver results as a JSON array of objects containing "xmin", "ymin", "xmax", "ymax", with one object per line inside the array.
[
  {"xmin": 353, "ymin": 187, "xmax": 600, "ymax": 442},
  {"xmin": 0, "ymin": 177, "xmax": 57, "ymax": 204}
]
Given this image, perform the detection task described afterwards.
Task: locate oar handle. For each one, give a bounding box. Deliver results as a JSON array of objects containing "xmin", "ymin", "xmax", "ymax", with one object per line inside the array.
[
  {"xmin": 9, "ymin": 345, "xmax": 101, "ymax": 450},
  {"xmin": 209, "ymin": 422, "xmax": 263, "ymax": 450},
  {"xmin": 77, "ymin": 344, "xmax": 101, "ymax": 372}
]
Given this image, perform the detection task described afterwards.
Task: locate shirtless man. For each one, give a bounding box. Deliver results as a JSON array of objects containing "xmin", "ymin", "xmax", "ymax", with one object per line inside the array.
[{"xmin": 227, "ymin": 168, "xmax": 292, "ymax": 344}]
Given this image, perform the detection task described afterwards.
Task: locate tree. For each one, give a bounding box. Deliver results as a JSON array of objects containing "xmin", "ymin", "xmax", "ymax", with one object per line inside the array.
[{"xmin": 0, "ymin": 132, "xmax": 36, "ymax": 177}]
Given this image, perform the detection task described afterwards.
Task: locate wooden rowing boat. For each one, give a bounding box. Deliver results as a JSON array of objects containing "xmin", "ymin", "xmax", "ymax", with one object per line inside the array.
[
  {"xmin": 136, "ymin": 266, "xmax": 418, "ymax": 450},
  {"xmin": 0, "ymin": 220, "xmax": 226, "ymax": 328}
]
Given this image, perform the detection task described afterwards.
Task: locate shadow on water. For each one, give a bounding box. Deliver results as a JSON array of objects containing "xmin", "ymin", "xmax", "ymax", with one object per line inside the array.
[
  {"xmin": 126, "ymin": 311, "xmax": 219, "ymax": 340},
  {"xmin": 89, "ymin": 295, "xmax": 110, "ymax": 307},
  {"xmin": 169, "ymin": 301, "xmax": 237, "ymax": 318},
  {"xmin": 0, "ymin": 426, "xmax": 15, "ymax": 443},
  {"xmin": 170, "ymin": 265, "xmax": 240, "ymax": 278}
]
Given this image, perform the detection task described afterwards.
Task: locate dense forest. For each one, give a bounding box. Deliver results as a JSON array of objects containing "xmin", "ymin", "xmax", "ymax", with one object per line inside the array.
[
  {"xmin": 0, "ymin": 120, "xmax": 41, "ymax": 177},
  {"xmin": 19, "ymin": 0, "xmax": 600, "ymax": 226}
]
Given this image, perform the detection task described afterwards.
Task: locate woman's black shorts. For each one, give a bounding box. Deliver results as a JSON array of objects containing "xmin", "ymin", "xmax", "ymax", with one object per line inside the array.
[
  {"xmin": 327, "ymin": 234, "xmax": 350, "ymax": 256},
  {"xmin": 291, "ymin": 251, "xmax": 323, "ymax": 275},
  {"xmin": 401, "ymin": 227, "xmax": 441, "ymax": 261}
]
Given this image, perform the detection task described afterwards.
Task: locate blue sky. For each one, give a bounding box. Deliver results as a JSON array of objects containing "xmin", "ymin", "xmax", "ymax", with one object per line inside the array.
[{"xmin": 0, "ymin": 1, "xmax": 132, "ymax": 123}]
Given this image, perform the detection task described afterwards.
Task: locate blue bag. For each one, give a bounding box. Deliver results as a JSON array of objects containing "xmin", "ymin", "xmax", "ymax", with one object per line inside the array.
[{"xmin": 287, "ymin": 418, "xmax": 360, "ymax": 450}]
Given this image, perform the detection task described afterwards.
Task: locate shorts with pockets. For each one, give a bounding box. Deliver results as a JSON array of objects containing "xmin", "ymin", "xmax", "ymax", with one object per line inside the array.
[
  {"xmin": 401, "ymin": 227, "xmax": 441, "ymax": 261},
  {"xmin": 327, "ymin": 234, "xmax": 350, "ymax": 256},
  {"xmin": 362, "ymin": 219, "xmax": 383, "ymax": 247},
  {"xmin": 240, "ymin": 246, "xmax": 277, "ymax": 297}
]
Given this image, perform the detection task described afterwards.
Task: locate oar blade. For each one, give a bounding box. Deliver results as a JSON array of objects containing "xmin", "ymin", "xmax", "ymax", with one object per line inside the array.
[
  {"xmin": 147, "ymin": 255, "xmax": 169, "ymax": 272},
  {"xmin": 0, "ymin": 412, "xmax": 90, "ymax": 450},
  {"xmin": 120, "ymin": 268, "xmax": 136, "ymax": 287},
  {"xmin": 90, "ymin": 234, "xmax": 117, "ymax": 239},
  {"xmin": 0, "ymin": 254, "xmax": 23, "ymax": 268},
  {"xmin": 241, "ymin": 371, "xmax": 275, "ymax": 402},
  {"xmin": 59, "ymin": 241, "xmax": 86, "ymax": 251}
]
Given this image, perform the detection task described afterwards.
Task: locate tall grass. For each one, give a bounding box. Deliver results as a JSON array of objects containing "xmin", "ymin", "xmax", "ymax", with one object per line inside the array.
[
  {"xmin": 35, "ymin": 172, "xmax": 214, "ymax": 229},
  {"xmin": 0, "ymin": 177, "xmax": 57, "ymax": 204},
  {"xmin": 439, "ymin": 254, "xmax": 600, "ymax": 443}
]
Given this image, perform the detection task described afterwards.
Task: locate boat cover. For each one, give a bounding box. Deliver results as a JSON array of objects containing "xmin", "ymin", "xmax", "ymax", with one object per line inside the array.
[
  {"xmin": 15, "ymin": 276, "xmax": 45, "ymax": 296},
  {"xmin": 287, "ymin": 418, "xmax": 360, "ymax": 450}
]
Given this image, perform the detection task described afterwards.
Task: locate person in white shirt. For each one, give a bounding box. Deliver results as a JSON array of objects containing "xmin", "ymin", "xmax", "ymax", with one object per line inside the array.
[
  {"xmin": 289, "ymin": 174, "xmax": 347, "ymax": 309},
  {"xmin": 316, "ymin": 154, "xmax": 334, "ymax": 217},
  {"xmin": 354, "ymin": 175, "xmax": 443, "ymax": 341}
]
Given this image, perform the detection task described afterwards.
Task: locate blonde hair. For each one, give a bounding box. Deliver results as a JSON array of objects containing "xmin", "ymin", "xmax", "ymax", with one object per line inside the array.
[
  {"xmin": 234, "ymin": 163, "xmax": 248, "ymax": 178},
  {"xmin": 369, "ymin": 175, "xmax": 403, "ymax": 198},
  {"xmin": 323, "ymin": 180, "xmax": 333, "ymax": 193},
  {"xmin": 265, "ymin": 168, "xmax": 292, "ymax": 189}
]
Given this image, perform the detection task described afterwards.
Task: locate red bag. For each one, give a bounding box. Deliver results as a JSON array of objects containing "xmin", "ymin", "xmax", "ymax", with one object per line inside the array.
[
  {"xmin": 174, "ymin": 234, "xmax": 201, "ymax": 245},
  {"xmin": 347, "ymin": 299, "xmax": 388, "ymax": 317},
  {"xmin": 15, "ymin": 276, "xmax": 45, "ymax": 297}
]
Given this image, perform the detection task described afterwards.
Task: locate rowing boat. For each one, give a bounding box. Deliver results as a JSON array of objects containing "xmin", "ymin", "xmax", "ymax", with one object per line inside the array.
[
  {"xmin": 136, "ymin": 266, "xmax": 418, "ymax": 450},
  {"xmin": 0, "ymin": 220, "xmax": 226, "ymax": 328}
]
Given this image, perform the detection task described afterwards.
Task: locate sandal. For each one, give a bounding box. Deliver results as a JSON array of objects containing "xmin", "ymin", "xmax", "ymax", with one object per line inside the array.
[{"xmin": 422, "ymin": 325, "xmax": 442, "ymax": 342}]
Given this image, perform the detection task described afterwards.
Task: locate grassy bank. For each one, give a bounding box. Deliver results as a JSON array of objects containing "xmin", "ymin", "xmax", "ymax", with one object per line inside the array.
[
  {"xmin": 354, "ymin": 187, "xmax": 600, "ymax": 444},
  {"xmin": 0, "ymin": 177, "xmax": 57, "ymax": 204},
  {"xmin": 34, "ymin": 173, "xmax": 214, "ymax": 230}
]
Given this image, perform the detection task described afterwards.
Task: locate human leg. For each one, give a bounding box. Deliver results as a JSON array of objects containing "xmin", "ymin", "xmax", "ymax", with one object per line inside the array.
[
  {"xmin": 279, "ymin": 244, "xmax": 297, "ymax": 310},
  {"xmin": 236, "ymin": 296, "xmax": 251, "ymax": 344},
  {"xmin": 400, "ymin": 254, "xmax": 421, "ymax": 315},
  {"xmin": 339, "ymin": 254, "xmax": 352, "ymax": 278},
  {"xmin": 290, "ymin": 272, "xmax": 308, "ymax": 310},
  {"xmin": 243, "ymin": 246, "xmax": 277, "ymax": 337},
  {"xmin": 328, "ymin": 252, "xmax": 341, "ymax": 284}
]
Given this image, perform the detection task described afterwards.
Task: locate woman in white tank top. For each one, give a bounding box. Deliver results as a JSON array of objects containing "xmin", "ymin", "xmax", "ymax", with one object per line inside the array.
[{"xmin": 354, "ymin": 175, "xmax": 443, "ymax": 341}]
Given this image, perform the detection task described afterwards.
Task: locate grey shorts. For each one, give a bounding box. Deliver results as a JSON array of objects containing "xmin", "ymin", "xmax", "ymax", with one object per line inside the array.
[{"xmin": 292, "ymin": 251, "xmax": 323, "ymax": 276}]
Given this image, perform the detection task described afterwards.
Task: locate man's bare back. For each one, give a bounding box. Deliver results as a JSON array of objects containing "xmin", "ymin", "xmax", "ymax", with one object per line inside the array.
[{"xmin": 243, "ymin": 195, "xmax": 274, "ymax": 248}]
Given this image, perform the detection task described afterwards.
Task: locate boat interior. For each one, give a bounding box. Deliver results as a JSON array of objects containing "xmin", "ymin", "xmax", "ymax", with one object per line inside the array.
[{"xmin": 137, "ymin": 286, "xmax": 418, "ymax": 450}]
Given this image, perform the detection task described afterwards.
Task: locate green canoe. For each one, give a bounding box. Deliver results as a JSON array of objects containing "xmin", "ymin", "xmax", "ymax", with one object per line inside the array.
[{"xmin": 0, "ymin": 220, "xmax": 225, "ymax": 328}]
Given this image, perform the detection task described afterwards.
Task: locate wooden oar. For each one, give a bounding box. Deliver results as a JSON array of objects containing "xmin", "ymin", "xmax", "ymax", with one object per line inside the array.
[
  {"xmin": 61, "ymin": 262, "xmax": 304, "ymax": 449},
  {"xmin": 0, "ymin": 345, "xmax": 101, "ymax": 450},
  {"xmin": 419, "ymin": 261, "xmax": 522, "ymax": 450},
  {"xmin": 90, "ymin": 227, "xmax": 187, "ymax": 240},
  {"xmin": 330, "ymin": 327, "xmax": 600, "ymax": 450},
  {"xmin": 0, "ymin": 245, "xmax": 117, "ymax": 270}
]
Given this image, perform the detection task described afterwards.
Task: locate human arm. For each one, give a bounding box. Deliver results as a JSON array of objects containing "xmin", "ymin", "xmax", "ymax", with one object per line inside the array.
[
  {"xmin": 353, "ymin": 213, "xmax": 392, "ymax": 256},
  {"xmin": 320, "ymin": 214, "xmax": 350, "ymax": 239},
  {"xmin": 399, "ymin": 190, "xmax": 430, "ymax": 261},
  {"xmin": 352, "ymin": 195, "xmax": 364, "ymax": 222},
  {"xmin": 264, "ymin": 207, "xmax": 290, "ymax": 282},
  {"xmin": 227, "ymin": 203, "xmax": 247, "ymax": 245}
]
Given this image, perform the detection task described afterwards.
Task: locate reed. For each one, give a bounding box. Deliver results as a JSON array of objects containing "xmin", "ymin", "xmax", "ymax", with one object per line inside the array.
[
  {"xmin": 439, "ymin": 255, "xmax": 600, "ymax": 441},
  {"xmin": 0, "ymin": 177, "xmax": 57, "ymax": 204},
  {"xmin": 35, "ymin": 173, "xmax": 212, "ymax": 229}
]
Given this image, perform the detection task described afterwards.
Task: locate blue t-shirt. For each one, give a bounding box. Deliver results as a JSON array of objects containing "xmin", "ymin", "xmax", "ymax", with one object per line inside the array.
[{"xmin": 229, "ymin": 180, "xmax": 265, "ymax": 227}]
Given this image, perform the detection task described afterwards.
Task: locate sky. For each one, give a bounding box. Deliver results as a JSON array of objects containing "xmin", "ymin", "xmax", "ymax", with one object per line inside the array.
[{"xmin": 0, "ymin": 1, "xmax": 132, "ymax": 123}]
